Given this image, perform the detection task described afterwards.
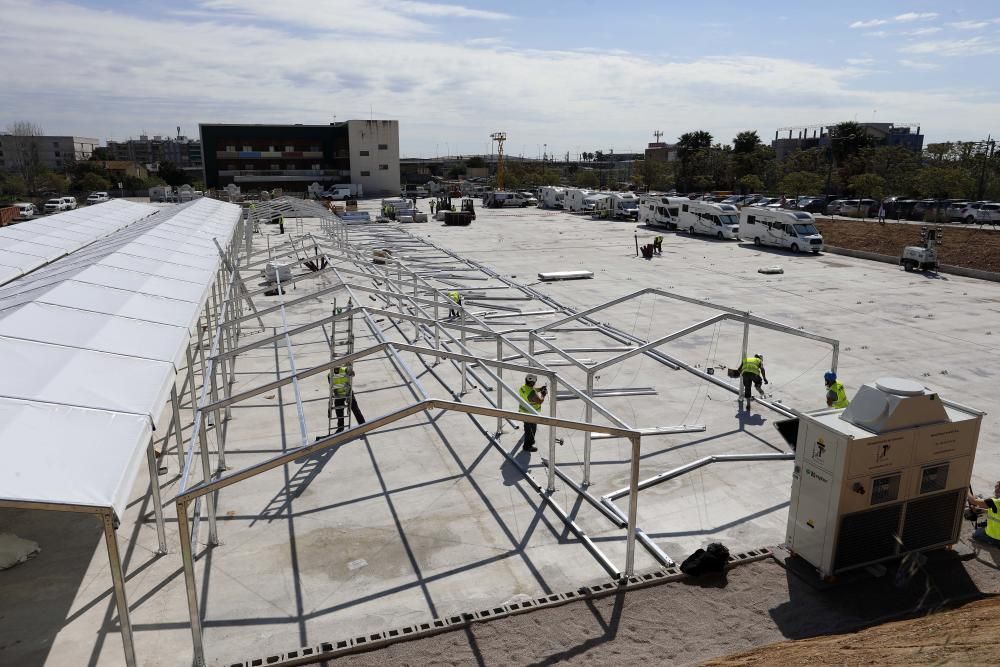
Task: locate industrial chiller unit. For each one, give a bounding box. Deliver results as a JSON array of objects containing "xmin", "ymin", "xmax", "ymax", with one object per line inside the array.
[{"xmin": 785, "ymin": 377, "xmax": 983, "ymax": 578}]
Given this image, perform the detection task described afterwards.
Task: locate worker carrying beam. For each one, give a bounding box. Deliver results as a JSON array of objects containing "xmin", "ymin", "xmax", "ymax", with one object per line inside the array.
[
  {"xmin": 967, "ymin": 481, "xmax": 1000, "ymax": 548},
  {"xmin": 518, "ymin": 374, "xmax": 548, "ymax": 453},
  {"xmin": 329, "ymin": 366, "xmax": 365, "ymax": 432},
  {"xmin": 737, "ymin": 354, "xmax": 768, "ymax": 406},
  {"xmin": 824, "ymin": 371, "xmax": 849, "ymax": 408},
  {"xmin": 448, "ymin": 290, "xmax": 462, "ymax": 318}
]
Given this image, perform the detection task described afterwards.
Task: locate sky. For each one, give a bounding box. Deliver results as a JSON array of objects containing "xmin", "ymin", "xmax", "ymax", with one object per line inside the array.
[{"xmin": 1, "ymin": 0, "xmax": 998, "ymax": 158}]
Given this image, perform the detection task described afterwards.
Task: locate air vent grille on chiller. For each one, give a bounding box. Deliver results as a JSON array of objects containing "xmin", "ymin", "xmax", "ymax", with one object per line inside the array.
[
  {"xmin": 901, "ymin": 490, "xmax": 963, "ymax": 552},
  {"xmin": 834, "ymin": 504, "xmax": 903, "ymax": 571}
]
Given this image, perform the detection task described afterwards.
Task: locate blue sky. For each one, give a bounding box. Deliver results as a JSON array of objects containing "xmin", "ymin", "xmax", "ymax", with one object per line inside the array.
[{"xmin": 1, "ymin": 0, "xmax": 998, "ymax": 157}]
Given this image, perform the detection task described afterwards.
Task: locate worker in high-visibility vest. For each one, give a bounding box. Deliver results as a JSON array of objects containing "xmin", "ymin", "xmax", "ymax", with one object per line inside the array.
[
  {"xmin": 328, "ymin": 366, "xmax": 365, "ymax": 432},
  {"xmin": 653, "ymin": 235, "xmax": 663, "ymax": 254},
  {"xmin": 448, "ymin": 290, "xmax": 462, "ymax": 318},
  {"xmin": 737, "ymin": 354, "xmax": 768, "ymax": 406},
  {"xmin": 968, "ymin": 481, "xmax": 1000, "ymax": 547},
  {"xmin": 518, "ymin": 374, "xmax": 548, "ymax": 453},
  {"xmin": 824, "ymin": 371, "xmax": 849, "ymax": 409}
]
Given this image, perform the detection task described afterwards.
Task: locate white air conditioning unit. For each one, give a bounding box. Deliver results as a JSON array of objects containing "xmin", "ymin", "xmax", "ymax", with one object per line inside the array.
[{"xmin": 785, "ymin": 377, "xmax": 983, "ymax": 579}]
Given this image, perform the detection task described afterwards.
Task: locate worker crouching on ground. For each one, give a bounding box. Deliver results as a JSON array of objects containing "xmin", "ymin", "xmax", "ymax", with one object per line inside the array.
[
  {"xmin": 824, "ymin": 371, "xmax": 849, "ymax": 408},
  {"xmin": 518, "ymin": 374, "xmax": 547, "ymax": 453},
  {"xmin": 329, "ymin": 366, "xmax": 365, "ymax": 432},
  {"xmin": 738, "ymin": 354, "xmax": 768, "ymax": 405},
  {"xmin": 968, "ymin": 481, "xmax": 1000, "ymax": 548},
  {"xmin": 448, "ymin": 290, "xmax": 462, "ymax": 318},
  {"xmin": 654, "ymin": 235, "xmax": 663, "ymax": 254}
]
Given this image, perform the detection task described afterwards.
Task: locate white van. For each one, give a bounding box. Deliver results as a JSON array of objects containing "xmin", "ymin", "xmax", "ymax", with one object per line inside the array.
[
  {"xmin": 638, "ymin": 195, "xmax": 689, "ymax": 229},
  {"xmin": 582, "ymin": 193, "xmax": 610, "ymax": 213},
  {"xmin": 609, "ymin": 192, "xmax": 640, "ymax": 220},
  {"xmin": 564, "ymin": 188, "xmax": 595, "ymax": 212},
  {"xmin": 14, "ymin": 203, "xmax": 36, "ymax": 220},
  {"xmin": 539, "ymin": 186, "xmax": 566, "ymax": 209},
  {"xmin": 739, "ymin": 207, "xmax": 824, "ymax": 253},
  {"xmin": 483, "ymin": 191, "xmax": 530, "ymax": 208},
  {"xmin": 677, "ymin": 201, "xmax": 741, "ymax": 239}
]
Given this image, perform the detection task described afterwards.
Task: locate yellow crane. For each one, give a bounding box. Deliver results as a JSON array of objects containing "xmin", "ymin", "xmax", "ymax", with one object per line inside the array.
[{"xmin": 490, "ymin": 131, "xmax": 506, "ymax": 191}]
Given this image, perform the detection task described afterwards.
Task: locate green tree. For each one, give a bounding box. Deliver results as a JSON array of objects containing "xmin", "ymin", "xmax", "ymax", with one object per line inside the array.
[
  {"xmin": 847, "ymin": 173, "xmax": 887, "ymax": 201},
  {"xmin": 779, "ymin": 171, "xmax": 824, "ymax": 197},
  {"xmin": 466, "ymin": 156, "xmax": 486, "ymax": 169},
  {"xmin": 829, "ymin": 121, "xmax": 874, "ymax": 164},
  {"xmin": 733, "ymin": 130, "xmax": 761, "ymax": 154},
  {"xmin": 912, "ymin": 166, "xmax": 974, "ymax": 199},
  {"xmin": 737, "ymin": 174, "xmax": 764, "ymax": 193},
  {"xmin": 676, "ymin": 130, "xmax": 715, "ymax": 191},
  {"xmin": 157, "ymin": 160, "xmax": 187, "ymax": 186},
  {"xmin": 76, "ymin": 172, "xmax": 112, "ymax": 193},
  {"xmin": 575, "ymin": 170, "xmax": 599, "ymax": 188}
]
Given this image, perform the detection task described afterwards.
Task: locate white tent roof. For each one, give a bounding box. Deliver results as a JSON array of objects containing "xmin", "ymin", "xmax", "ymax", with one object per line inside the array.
[
  {"xmin": 0, "ymin": 200, "xmax": 158, "ymax": 286},
  {"xmin": 0, "ymin": 198, "xmax": 241, "ymax": 518}
]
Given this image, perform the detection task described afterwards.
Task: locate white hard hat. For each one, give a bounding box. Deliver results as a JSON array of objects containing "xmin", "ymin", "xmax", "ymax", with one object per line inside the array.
[{"xmin": 526, "ymin": 374, "xmax": 537, "ymax": 383}]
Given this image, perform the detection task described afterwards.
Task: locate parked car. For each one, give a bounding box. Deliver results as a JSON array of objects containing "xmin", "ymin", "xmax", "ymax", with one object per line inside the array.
[
  {"xmin": 518, "ymin": 191, "xmax": 539, "ymax": 206},
  {"xmin": 840, "ymin": 199, "xmax": 878, "ymax": 217},
  {"xmin": 60, "ymin": 196, "xmax": 77, "ymax": 210},
  {"xmin": 86, "ymin": 191, "xmax": 110, "ymax": 205},
  {"xmin": 824, "ymin": 199, "xmax": 846, "ymax": 215},
  {"xmin": 797, "ymin": 197, "xmax": 827, "ymax": 214},
  {"xmin": 14, "ymin": 202, "xmax": 36, "ymax": 220},
  {"xmin": 43, "ymin": 197, "xmax": 68, "ymax": 213},
  {"xmin": 965, "ymin": 202, "xmax": 1000, "ymax": 224},
  {"xmin": 911, "ymin": 199, "xmax": 950, "ymax": 222}
]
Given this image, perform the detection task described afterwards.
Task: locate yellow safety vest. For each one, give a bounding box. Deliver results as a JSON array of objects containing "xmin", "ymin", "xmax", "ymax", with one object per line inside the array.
[
  {"xmin": 518, "ymin": 384, "xmax": 542, "ymax": 414},
  {"xmin": 742, "ymin": 357, "xmax": 761, "ymax": 376},
  {"xmin": 329, "ymin": 369, "xmax": 351, "ymax": 397},
  {"xmin": 448, "ymin": 291, "xmax": 461, "ymax": 304},
  {"xmin": 987, "ymin": 499, "xmax": 1000, "ymax": 541},
  {"xmin": 830, "ymin": 381, "xmax": 849, "ymax": 409}
]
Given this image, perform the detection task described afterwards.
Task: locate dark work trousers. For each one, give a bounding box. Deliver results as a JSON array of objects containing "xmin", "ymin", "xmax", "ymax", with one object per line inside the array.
[
  {"xmin": 334, "ymin": 396, "xmax": 365, "ymax": 431},
  {"xmin": 523, "ymin": 422, "xmax": 538, "ymax": 449},
  {"xmin": 742, "ymin": 372, "xmax": 762, "ymax": 400}
]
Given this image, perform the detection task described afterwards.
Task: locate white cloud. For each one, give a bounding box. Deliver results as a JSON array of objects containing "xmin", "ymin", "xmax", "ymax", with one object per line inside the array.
[
  {"xmin": 863, "ymin": 30, "xmax": 889, "ymax": 37},
  {"xmin": 846, "ymin": 57, "xmax": 874, "ymax": 65},
  {"xmin": 894, "ymin": 12, "xmax": 938, "ymax": 22},
  {"xmin": 898, "ymin": 59, "xmax": 942, "ymax": 70},
  {"xmin": 395, "ymin": 1, "xmax": 510, "ymax": 19},
  {"xmin": 850, "ymin": 19, "xmax": 888, "ymax": 28},
  {"xmin": 1, "ymin": 0, "xmax": 998, "ymax": 153},
  {"xmin": 904, "ymin": 26, "xmax": 942, "ymax": 36},
  {"xmin": 899, "ymin": 35, "xmax": 1000, "ymax": 56},
  {"xmin": 947, "ymin": 19, "xmax": 1000, "ymax": 30}
]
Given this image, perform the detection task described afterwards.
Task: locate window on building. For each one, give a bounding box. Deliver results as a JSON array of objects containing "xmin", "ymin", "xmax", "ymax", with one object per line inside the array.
[
  {"xmin": 379, "ymin": 164, "xmax": 389, "ymax": 170},
  {"xmin": 378, "ymin": 143, "xmax": 388, "ymax": 150},
  {"xmin": 360, "ymin": 170, "xmax": 370, "ymax": 177},
  {"xmin": 242, "ymin": 145, "xmax": 252, "ymax": 152},
  {"xmin": 54, "ymin": 151, "xmax": 60, "ymax": 157},
  {"xmin": 228, "ymin": 164, "xmax": 237, "ymax": 170},
  {"xmin": 271, "ymin": 164, "xmax": 280, "ymax": 170},
  {"xmin": 309, "ymin": 146, "xmax": 320, "ymax": 152},
  {"xmin": 311, "ymin": 163, "xmax": 321, "ymax": 170},
  {"xmin": 285, "ymin": 145, "xmax": 294, "ymax": 152},
  {"xmin": 286, "ymin": 163, "xmax": 296, "ymax": 169},
  {"xmin": 268, "ymin": 145, "xmax": 275, "ymax": 152},
  {"xmin": 359, "ymin": 150, "xmax": 369, "ymax": 156},
  {"xmin": 226, "ymin": 145, "xmax": 236, "ymax": 152},
  {"xmin": 53, "ymin": 141, "xmax": 59, "ymax": 148}
]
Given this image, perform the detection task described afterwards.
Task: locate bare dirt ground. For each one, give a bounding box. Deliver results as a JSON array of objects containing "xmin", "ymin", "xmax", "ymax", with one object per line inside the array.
[
  {"xmin": 703, "ymin": 595, "xmax": 1000, "ymax": 666},
  {"xmin": 327, "ymin": 532, "xmax": 1000, "ymax": 667},
  {"xmin": 814, "ymin": 218, "xmax": 1000, "ymax": 272}
]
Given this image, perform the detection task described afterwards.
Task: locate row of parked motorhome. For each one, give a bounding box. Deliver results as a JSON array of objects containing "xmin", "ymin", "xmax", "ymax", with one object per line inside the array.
[
  {"xmin": 636, "ymin": 195, "xmax": 824, "ymax": 252},
  {"xmin": 538, "ymin": 187, "xmax": 641, "ymax": 220}
]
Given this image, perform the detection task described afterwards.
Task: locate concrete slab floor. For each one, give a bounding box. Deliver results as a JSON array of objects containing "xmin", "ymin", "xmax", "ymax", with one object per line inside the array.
[{"xmin": 1, "ymin": 198, "xmax": 997, "ymax": 666}]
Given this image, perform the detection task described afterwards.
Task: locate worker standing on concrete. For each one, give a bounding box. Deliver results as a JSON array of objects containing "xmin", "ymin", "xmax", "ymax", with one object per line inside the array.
[
  {"xmin": 737, "ymin": 354, "xmax": 768, "ymax": 405},
  {"xmin": 518, "ymin": 374, "xmax": 548, "ymax": 453},
  {"xmin": 430, "ymin": 199, "xmax": 436, "ymax": 215},
  {"xmin": 329, "ymin": 366, "xmax": 365, "ymax": 432},
  {"xmin": 968, "ymin": 481, "xmax": 1000, "ymax": 547},
  {"xmin": 824, "ymin": 371, "xmax": 849, "ymax": 408},
  {"xmin": 278, "ymin": 214, "xmax": 285, "ymax": 235},
  {"xmin": 448, "ymin": 290, "xmax": 462, "ymax": 318},
  {"xmin": 654, "ymin": 235, "xmax": 663, "ymax": 254}
]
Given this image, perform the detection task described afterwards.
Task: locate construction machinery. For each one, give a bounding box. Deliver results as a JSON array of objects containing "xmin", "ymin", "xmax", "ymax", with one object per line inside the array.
[
  {"xmin": 490, "ymin": 131, "xmax": 507, "ymax": 191},
  {"xmin": 900, "ymin": 226, "xmax": 941, "ymax": 272}
]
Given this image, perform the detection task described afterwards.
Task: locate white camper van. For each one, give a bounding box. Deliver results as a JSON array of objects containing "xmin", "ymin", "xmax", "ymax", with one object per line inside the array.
[
  {"xmin": 564, "ymin": 188, "xmax": 595, "ymax": 212},
  {"xmin": 582, "ymin": 193, "xmax": 610, "ymax": 214},
  {"xmin": 539, "ymin": 186, "xmax": 566, "ymax": 209},
  {"xmin": 677, "ymin": 201, "xmax": 741, "ymax": 239},
  {"xmin": 609, "ymin": 192, "xmax": 640, "ymax": 220},
  {"xmin": 638, "ymin": 195, "xmax": 689, "ymax": 229},
  {"xmin": 483, "ymin": 191, "xmax": 530, "ymax": 208},
  {"xmin": 739, "ymin": 207, "xmax": 824, "ymax": 253}
]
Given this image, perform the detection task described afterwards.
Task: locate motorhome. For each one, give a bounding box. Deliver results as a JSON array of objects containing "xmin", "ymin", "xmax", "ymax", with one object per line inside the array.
[
  {"xmin": 564, "ymin": 188, "xmax": 595, "ymax": 212},
  {"xmin": 539, "ymin": 186, "xmax": 566, "ymax": 209},
  {"xmin": 739, "ymin": 207, "xmax": 824, "ymax": 253},
  {"xmin": 638, "ymin": 195, "xmax": 689, "ymax": 229},
  {"xmin": 675, "ymin": 200, "xmax": 740, "ymax": 239},
  {"xmin": 609, "ymin": 192, "xmax": 640, "ymax": 220},
  {"xmin": 483, "ymin": 191, "xmax": 531, "ymax": 208},
  {"xmin": 582, "ymin": 193, "xmax": 610, "ymax": 214}
]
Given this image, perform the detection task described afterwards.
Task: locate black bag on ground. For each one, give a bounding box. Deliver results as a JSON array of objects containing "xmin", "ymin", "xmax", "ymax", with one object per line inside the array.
[{"xmin": 680, "ymin": 542, "xmax": 730, "ymax": 576}]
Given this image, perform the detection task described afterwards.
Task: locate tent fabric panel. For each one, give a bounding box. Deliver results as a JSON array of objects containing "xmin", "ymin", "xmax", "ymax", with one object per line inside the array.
[
  {"xmin": 71, "ymin": 265, "xmax": 210, "ymax": 303},
  {"xmin": 33, "ymin": 281, "xmax": 201, "ymax": 329},
  {"xmin": 0, "ymin": 398, "xmax": 151, "ymax": 518}
]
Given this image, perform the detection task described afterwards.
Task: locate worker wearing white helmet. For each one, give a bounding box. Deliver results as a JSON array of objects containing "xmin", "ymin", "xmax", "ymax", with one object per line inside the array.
[{"xmin": 518, "ymin": 373, "xmax": 548, "ymax": 453}]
